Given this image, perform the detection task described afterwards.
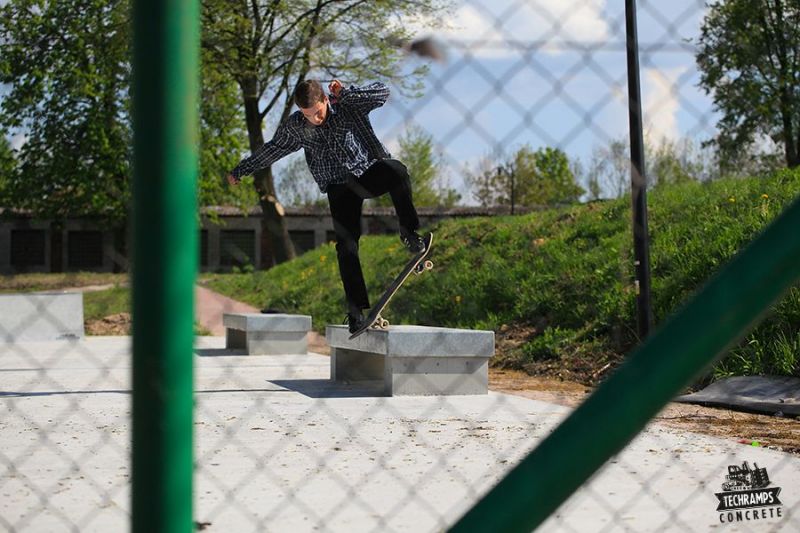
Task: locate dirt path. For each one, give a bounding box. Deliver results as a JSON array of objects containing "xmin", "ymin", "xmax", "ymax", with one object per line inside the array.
[
  {"xmin": 194, "ymin": 285, "xmax": 330, "ymax": 354},
  {"xmin": 490, "ymin": 368, "xmax": 800, "ymax": 455},
  {"xmin": 194, "ymin": 285, "xmax": 259, "ymax": 335}
]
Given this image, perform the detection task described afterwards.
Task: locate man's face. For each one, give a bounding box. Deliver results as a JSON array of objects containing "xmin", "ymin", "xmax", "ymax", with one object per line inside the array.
[{"xmin": 300, "ymin": 96, "xmax": 329, "ymax": 126}]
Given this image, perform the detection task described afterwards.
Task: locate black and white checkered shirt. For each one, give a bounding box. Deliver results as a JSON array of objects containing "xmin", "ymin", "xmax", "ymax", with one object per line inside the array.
[{"xmin": 229, "ymin": 82, "xmax": 392, "ymax": 193}]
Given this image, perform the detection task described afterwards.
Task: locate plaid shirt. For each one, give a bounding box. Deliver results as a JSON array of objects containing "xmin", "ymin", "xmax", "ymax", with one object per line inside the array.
[{"xmin": 229, "ymin": 82, "xmax": 392, "ymax": 193}]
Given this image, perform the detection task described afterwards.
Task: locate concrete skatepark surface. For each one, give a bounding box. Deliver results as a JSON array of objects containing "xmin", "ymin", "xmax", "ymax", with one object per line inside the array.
[{"xmin": 1, "ymin": 336, "xmax": 799, "ymax": 532}]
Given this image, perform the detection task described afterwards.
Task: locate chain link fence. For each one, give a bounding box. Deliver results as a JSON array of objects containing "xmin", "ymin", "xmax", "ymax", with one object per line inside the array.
[{"xmin": 2, "ymin": 0, "xmax": 800, "ymax": 531}]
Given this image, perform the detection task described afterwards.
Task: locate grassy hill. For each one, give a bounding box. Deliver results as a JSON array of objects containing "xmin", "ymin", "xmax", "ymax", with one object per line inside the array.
[{"xmin": 205, "ymin": 167, "xmax": 800, "ymax": 385}]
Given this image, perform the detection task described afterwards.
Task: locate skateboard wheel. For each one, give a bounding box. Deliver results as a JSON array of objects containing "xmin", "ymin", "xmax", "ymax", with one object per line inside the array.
[
  {"xmin": 377, "ymin": 318, "xmax": 389, "ymax": 329},
  {"xmin": 424, "ymin": 260, "xmax": 433, "ymax": 270}
]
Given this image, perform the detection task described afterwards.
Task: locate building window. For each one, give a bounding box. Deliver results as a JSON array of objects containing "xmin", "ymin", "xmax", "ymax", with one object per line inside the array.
[
  {"xmin": 200, "ymin": 230, "xmax": 208, "ymax": 267},
  {"xmin": 220, "ymin": 230, "xmax": 255, "ymax": 268},
  {"xmin": 11, "ymin": 229, "xmax": 46, "ymax": 270},
  {"xmin": 67, "ymin": 231, "xmax": 104, "ymax": 269},
  {"xmin": 289, "ymin": 230, "xmax": 316, "ymax": 255}
]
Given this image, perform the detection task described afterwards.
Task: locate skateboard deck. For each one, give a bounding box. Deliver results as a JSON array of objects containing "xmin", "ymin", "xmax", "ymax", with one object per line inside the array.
[{"xmin": 348, "ymin": 232, "xmax": 434, "ymax": 340}]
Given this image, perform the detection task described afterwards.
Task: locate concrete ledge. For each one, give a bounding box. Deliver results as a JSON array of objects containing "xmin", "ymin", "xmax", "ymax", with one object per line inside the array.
[
  {"xmin": 326, "ymin": 325, "xmax": 493, "ymax": 396},
  {"xmin": 0, "ymin": 292, "xmax": 84, "ymax": 342},
  {"xmin": 223, "ymin": 313, "xmax": 311, "ymax": 355}
]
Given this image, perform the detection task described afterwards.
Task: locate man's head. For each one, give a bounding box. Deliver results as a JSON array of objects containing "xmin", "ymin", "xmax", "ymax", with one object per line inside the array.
[{"xmin": 294, "ymin": 80, "xmax": 328, "ymax": 126}]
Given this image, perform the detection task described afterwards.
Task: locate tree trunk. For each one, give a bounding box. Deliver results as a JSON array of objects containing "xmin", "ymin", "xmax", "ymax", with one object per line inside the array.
[{"xmin": 242, "ymin": 79, "xmax": 296, "ymax": 268}]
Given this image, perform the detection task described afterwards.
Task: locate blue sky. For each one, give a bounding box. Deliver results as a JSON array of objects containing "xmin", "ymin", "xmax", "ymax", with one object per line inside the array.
[{"xmin": 363, "ymin": 0, "xmax": 717, "ymax": 200}]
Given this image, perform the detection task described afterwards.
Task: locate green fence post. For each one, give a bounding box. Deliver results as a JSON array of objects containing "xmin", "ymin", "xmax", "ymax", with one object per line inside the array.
[
  {"xmin": 131, "ymin": 0, "xmax": 199, "ymax": 531},
  {"xmin": 451, "ymin": 194, "xmax": 800, "ymax": 532}
]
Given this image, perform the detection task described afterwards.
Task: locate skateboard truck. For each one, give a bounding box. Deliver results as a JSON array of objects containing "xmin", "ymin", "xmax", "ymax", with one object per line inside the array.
[{"xmin": 349, "ymin": 232, "xmax": 434, "ymax": 340}]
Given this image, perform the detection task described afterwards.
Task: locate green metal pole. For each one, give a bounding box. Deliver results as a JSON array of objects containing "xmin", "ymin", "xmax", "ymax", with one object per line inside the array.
[
  {"xmin": 131, "ymin": 0, "xmax": 199, "ymax": 531},
  {"xmin": 450, "ymin": 194, "xmax": 800, "ymax": 532}
]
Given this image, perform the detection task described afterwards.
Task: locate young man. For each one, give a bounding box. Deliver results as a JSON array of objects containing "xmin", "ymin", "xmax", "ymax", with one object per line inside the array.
[{"xmin": 226, "ymin": 79, "xmax": 426, "ymax": 333}]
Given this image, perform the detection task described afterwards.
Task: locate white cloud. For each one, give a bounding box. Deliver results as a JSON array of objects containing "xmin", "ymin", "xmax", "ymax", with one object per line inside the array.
[
  {"xmin": 643, "ymin": 67, "xmax": 685, "ymax": 143},
  {"xmin": 409, "ymin": 0, "xmax": 609, "ymax": 58}
]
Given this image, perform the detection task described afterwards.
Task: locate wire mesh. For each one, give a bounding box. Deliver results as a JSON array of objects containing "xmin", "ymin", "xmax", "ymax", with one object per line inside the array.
[{"xmin": 1, "ymin": 0, "xmax": 799, "ymax": 532}]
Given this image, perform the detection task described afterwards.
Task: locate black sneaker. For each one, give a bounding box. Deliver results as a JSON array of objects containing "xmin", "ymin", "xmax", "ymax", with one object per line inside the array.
[
  {"xmin": 399, "ymin": 229, "xmax": 425, "ymax": 254},
  {"xmin": 344, "ymin": 311, "xmax": 367, "ymax": 334}
]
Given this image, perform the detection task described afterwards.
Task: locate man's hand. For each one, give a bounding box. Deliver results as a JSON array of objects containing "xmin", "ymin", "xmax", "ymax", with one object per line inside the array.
[
  {"xmin": 328, "ymin": 79, "xmax": 343, "ymax": 99},
  {"xmin": 227, "ymin": 174, "xmax": 239, "ymax": 186}
]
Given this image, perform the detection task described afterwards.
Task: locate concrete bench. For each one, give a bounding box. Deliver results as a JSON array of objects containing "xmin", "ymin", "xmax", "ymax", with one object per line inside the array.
[
  {"xmin": 326, "ymin": 325, "xmax": 494, "ymax": 396},
  {"xmin": 223, "ymin": 313, "xmax": 311, "ymax": 355},
  {"xmin": 0, "ymin": 292, "xmax": 84, "ymax": 342}
]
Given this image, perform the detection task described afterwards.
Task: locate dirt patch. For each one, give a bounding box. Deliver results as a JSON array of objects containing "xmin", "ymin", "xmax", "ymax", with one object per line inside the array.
[
  {"xmin": 85, "ymin": 313, "xmax": 132, "ymax": 336},
  {"xmin": 308, "ymin": 331, "xmax": 330, "ymax": 355},
  {"xmin": 493, "ymin": 323, "xmax": 625, "ymax": 385},
  {"xmin": 490, "ymin": 368, "xmax": 800, "ymax": 455}
]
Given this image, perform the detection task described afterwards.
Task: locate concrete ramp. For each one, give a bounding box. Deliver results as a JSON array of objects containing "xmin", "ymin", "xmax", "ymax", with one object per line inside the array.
[{"xmin": 0, "ymin": 292, "xmax": 84, "ymax": 342}]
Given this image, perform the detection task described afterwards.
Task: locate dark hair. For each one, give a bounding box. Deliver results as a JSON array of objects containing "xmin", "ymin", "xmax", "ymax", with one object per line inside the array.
[{"xmin": 294, "ymin": 80, "xmax": 325, "ymax": 108}]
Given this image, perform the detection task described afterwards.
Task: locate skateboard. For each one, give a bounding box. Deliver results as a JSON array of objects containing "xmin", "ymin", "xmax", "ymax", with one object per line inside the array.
[{"xmin": 348, "ymin": 232, "xmax": 434, "ymax": 340}]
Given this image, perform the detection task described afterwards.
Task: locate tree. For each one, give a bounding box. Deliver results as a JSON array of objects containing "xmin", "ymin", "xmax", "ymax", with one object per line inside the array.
[
  {"xmin": 464, "ymin": 155, "xmax": 507, "ymax": 208},
  {"xmin": 202, "ymin": 0, "xmax": 447, "ymax": 266},
  {"xmin": 696, "ymin": 0, "xmax": 800, "ymax": 169},
  {"xmin": 584, "ymin": 148, "xmax": 607, "ymax": 201},
  {"xmin": 198, "ymin": 52, "xmax": 259, "ymax": 215},
  {"xmin": 502, "ymin": 145, "xmax": 583, "ymax": 207},
  {"xmin": 0, "ymin": 0, "xmax": 253, "ymax": 225},
  {"xmin": 514, "ymin": 146, "xmax": 584, "ymax": 205},
  {"xmin": 0, "ymin": 0, "xmax": 131, "ymax": 222},
  {"xmin": 370, "ymin": 125, "xmax": 460, "ymax": 208},
  {"xmin": 0, "ymin": 137, "xmax": 15, "ymax": 192},
  {"xmin": 466, "ymin": 146, "xmax": 583, "ymax": 208}
]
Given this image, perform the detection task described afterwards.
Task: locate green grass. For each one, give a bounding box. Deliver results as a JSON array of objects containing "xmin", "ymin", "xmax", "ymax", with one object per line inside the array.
[
  {"xmin": 205, "ymin": 167, "xmax": 800, "ymax": 384},
  {"xmin": 83, "ymin": 286, "xmax": 130, "ymax": 322},
  {"xmin": 0, "ymin": 272, "xmax": 127, "ymax": 293}
]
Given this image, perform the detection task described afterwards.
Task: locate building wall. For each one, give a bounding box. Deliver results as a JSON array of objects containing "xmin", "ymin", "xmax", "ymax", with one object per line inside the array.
[{"xmin": 0, "ymin": 206, "xmax": 521, "ymax": 274}]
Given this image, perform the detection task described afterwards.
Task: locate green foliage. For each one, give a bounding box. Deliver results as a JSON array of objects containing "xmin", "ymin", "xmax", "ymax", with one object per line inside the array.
[
  {"xmin": 0, "ymin": 0, "xmax": 256, "ymax": 223},
  {"xmin": 466, "ymin": 145, "xmax": 583, "ymax": 207},
  {"xmin": 696, "ymin": 0, "xmax": 800, "ymax": 169},
  {"xmin": 83, "ymin": 285, "xmax": 130, "ymax": 321},
  {"xmin": 198, "ymin": 55, "xmax": 259, "ymax": 214},
  {"xmin": 207, "ymin": 167, "xmax": 800, "ymax": 383},
  {"xmin": 0, "ymin": 0, "xmax": 131, "ymax": 222},
  {"xmin": 513, "ymin": 145, "xmax": 584, "ymax": 205},
  {"xmin": 0, "ymin": 136, "xmax": 14, "ymax": 193}
]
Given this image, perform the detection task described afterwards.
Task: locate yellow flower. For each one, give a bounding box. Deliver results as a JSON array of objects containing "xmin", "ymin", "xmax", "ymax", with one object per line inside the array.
[
  {"xmin": 728, "ymin": 196, "xmax": 736, "ymax": 203},
  {"xmin": 761, "ymin": 194, "xmax": 769, "ymax": 200},
  {"xmin": 319, "ymin": 254, "xmax": 327, "ymax": 263},
  {"xmin": 455, "ymin": 295, "xmax": 462, "ymax": 304}
]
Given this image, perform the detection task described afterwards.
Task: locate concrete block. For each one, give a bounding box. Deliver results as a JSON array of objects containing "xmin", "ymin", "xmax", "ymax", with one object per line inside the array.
[
  {"xmin": 223, "ymin": 313, "xmax": 311, "ymax": 355},
  {"xmin": 326, "ymin": 325, "xmax": 494, "ymax": 396},
  {"xmin": 0, "ymin": 292, "xmax": 84, "ymax": 342}
]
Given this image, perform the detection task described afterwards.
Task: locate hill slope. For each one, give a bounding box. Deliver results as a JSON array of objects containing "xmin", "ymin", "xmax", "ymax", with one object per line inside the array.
[{"xmin": 205, "ymin": 168, "xmax": 800, "ymax": 384}]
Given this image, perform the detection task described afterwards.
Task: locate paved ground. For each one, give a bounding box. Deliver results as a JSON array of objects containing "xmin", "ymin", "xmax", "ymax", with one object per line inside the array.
[{"xmin": 1, "ymin": 336, "xmax": 799, "ymax": 532}]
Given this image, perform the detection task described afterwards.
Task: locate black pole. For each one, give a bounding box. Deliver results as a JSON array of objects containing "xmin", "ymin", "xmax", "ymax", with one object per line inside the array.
[{"xmin": 625, "ymin": 0, "xmax": 653, "ymax": 339}]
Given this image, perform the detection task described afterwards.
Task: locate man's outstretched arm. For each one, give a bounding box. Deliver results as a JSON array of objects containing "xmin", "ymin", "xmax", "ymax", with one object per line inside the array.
[
  {"xmin": 227, "ymin": 121, "xmax": 301, "ymax": 184},
  {"xmin": 336, "ymin": 81, "xmax": 390, "ymax": 113}
]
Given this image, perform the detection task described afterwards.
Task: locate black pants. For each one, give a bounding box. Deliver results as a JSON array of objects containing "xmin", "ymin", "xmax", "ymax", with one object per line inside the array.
[{"xmin": 327, "ymin": 159, "xmax": 420, "ymax": 313}]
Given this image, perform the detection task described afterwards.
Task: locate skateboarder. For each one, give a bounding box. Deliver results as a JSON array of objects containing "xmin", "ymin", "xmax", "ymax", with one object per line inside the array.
[{"xmin": 226, "ymin": 79, "xmax": 426, "ymax": 333}]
